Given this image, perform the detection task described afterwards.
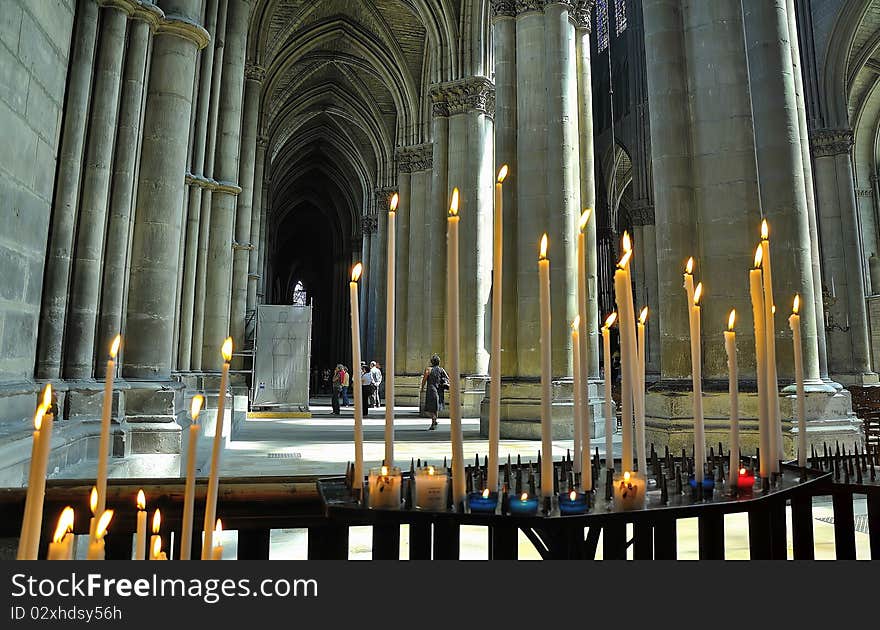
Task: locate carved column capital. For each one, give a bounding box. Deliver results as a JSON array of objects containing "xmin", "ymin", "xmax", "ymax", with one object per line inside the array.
[
  {"xmin": 630, "ymin": 201, "xmax": 655, "ymax": 226},
  {"xmin": 245, "ymin": 63, "xmax": 266, "ymax": 83},
  {"xmin": 361, "ymin": 215, "xmax": 378, "ymax": 235},
  {"xmin": 810, "ymin": 128, "xmax": 854, "ymax": 157},
  {"xmin": 571, "ymin": 0, "xmax": 594, "ymax": 29},
  {"xmin": 515, "ymin": 0, "xmax": 546, "ymax": 15},
  {"xmin": 491, "ymin": 0, "xmax": 517, "ymax": 18},
  {"xmin": 430, "ymin": 77, "xmax": 495, "ymax": 119},
  {"xmin": 399, "ymin": 143, "xmax": 434, "ymax": 172}
]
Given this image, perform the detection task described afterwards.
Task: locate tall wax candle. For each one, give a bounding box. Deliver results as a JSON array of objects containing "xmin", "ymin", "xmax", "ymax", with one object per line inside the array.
[
  {"xmin": 789, "ymin": 295, "xmax": 807, "ymax": 468},
  {"xmin": 211, "ymin": 519, "xmax": 223, "ymax": 560},
  {"xmin": 88, "ymin": 486, "xmax": 98, "ymax": 542},
  {"xmin": 572, "ymin": 317, "xmax": 589, "ymax": 491},
  {"xmin": 447, "ymin": 189, "xmax": 466, "ymax": 507},
  {"xmin": 538, "ymin": 234, "xmax": 553, "ymax": 498},
  {"xmin": 135, "ymin": 489, "xmax": 147, "ymax": 560},
  {"xmin": 149, "ymin": 509, "xmax": 162, "ymax": 560},
  {"xmin": 46, "ymin": 507, "xmax": 74, "ymax": 560},
  {"xmin": 181, "ymin": 395, "xmax": 203, "ymax": 560},
  {"xmin": 349, "ymin": 264, "xmax": 365, "ymax": 491},
  {"xmin": 575, "ymin": 209, "xmax": 592, "ymax": 475},
  {"xmin": 621, "ymin": 234, "xmax": 644, "ymax": 474},
  {"xmin": 690, "ymin": 283, "xmax": 706, "ymax": 482},
  {"xmin": 96, "ymin": 335, "xmax": 121, "ymax": 520},
  {"xmin": 760, "ymin": 221, "xmax": 782, "ymax": 470},
  {"xmin": 202, "ymin": 337, "xmax": 232, "ymax": 559},
  {"xmin": 17, "ymin": 396, "xmax": 52, "ymax": 560},
  {"xmin": 613, "ymin": 249, "xmax": 634, "ymax": 472},
  {"xmin": 86, "ymin": 510, "xmax": 113, "ymax": 560},
  {"xmin": 750, "ymin": 246, "xmax": 771, "ymax": 479},
  {"xmin": 724, "ymin": 310, "xmax": 740, "ymax": 486},
  {"xmin": 488, "ymin": 166, "xmax": 508, "ymax": 491},
  {"xmin": 602, "ymin": 313, "xmax": 617, "ymax": 470},
  {"xmin": 384, "ymin": 192, "xmax": 399, "ymax": 466},
  {"xmin": 636, "ymin": 306, "xmax": 648, "ymax": 477}
]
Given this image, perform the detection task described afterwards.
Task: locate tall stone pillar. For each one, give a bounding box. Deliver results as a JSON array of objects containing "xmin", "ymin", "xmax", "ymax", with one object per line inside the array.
[
  {"xmin": 201, "ymin": 0, "xmax": 249, "ymax": 371},
  {"xmin": 98, "ymin": 10, "xmax": 156, "ymax": 375},
  {"xmin": 64, "ymin": 1, "xmax": 129, "ymax": 378},
  {"xmin": 404, "ymin": 161, "xmax": 429, "ymax": 378},
  {"xmin": 428, "ymin": 104, "xmax": 448, "ymax": 361},
  {"xmin": 36, "ymin": 0, "xmax": 100, "ymax": 380},
  {"xmin": 372, "ymin": 187, "xmax": 394, "ymax": 365},
  {"xmin": 360, "ymin": 217, "xmax": 374, "ymax": 359},
  {"xmin": 123, "ymin": 0, "xmax": 210, "ymax": 379},
  {"xmin": 635, "ymin": 210, "xmax": 661, "ymax": 376},
  {"xmin": 229, "ymin": 64, "xmax": 262, "ymax": 364},
  {"xmin": 393, "ymin": 152, "xmax": 412, "ymax": 385},
  {"xmin": 812, "ymin": 129, "xmax": 877, "ymax": 384},
  {"xmin": 246, "ymin": 137, "xmax": 267, "ymax": 314},
  {"xmin": 257, "ymin": 190, "xmax": 269, "ymax": 303}
]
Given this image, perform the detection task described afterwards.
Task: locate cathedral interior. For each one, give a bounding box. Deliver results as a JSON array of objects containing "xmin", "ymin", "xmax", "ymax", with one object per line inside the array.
[{"xmin": 3, "ymin": 0, "xmax": 880, "ymax": 560}]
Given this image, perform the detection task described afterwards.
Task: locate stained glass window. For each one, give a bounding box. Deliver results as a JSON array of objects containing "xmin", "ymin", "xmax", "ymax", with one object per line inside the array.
[
  {"xmin": 614, "ymin": 0, "xmax": 627, "ymax": 37},
  {"xmin": 292, "ymin": 281, "xmax": 307, "ymax": 306},
  {"xmin": 596, "ymin": 0, "xmax": 609, "ymax": 52}
]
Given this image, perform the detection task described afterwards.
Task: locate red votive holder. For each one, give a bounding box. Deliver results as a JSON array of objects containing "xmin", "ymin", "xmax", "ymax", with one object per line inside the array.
[{"xmin": 736, "ymin": 467, "xmax": 756, "ymax": 493}]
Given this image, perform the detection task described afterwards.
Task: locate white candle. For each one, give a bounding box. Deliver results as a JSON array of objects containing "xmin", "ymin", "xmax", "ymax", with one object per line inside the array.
[
  {"xmin": 690, "ymin": 282, "xmax": 706, "ymax": 482},
  {"xmin": 96, "ymin": 335, "xmax": 121, "ymax": 520},
  {"xmin": 750, "ymin": 246, "xmax": 771, "ymax": 480},
  {"xmin": 620, "ymin": 235, "xmax": 644, "ymax": 475},
  {"xmin": 88, "ymin": 486, "xmax": 98, "ymax": 543},
  {"xmin": 349, "ymin": 264, "xmax": 365, "ymax": 491},
  {"xmin": 636, "ymin": 306, "xmax": 648, "ymax": 478},
  {"xmin": 724, "ymin": 310, "xmax": 739, "ymax": 486},
  {"xmin": 612, "ymin": 470, "xmax": 646, "ymax": 511},
  {"xmin": 211, "ymin": 519, "xmax": 223, "ymax": 560},
  {"xmin": 368, "ymin": 465, "xmax": 403, "ymax": 509},
  {"xmin": 384, "ymin": 193, "xmax": 399, "ymax": 466},
  {"xmin": 613, "ymin": 250, "xmax": 634, "ymax": 473},
  {"xmin": 151, "ymin": 536, "xmax": 167, "ymax": 561},
  {"xmin": 149, "ymin": 508, "xmax": 162, "ymax": 560},
  {"xmin": 86, "ymin": 509, "xmax": 113, "ymax": 560},
  {"xmin": 17, "ymin": 389, "xmax": 53, "ymax": 560},
  {"xmin": 602, "ymin": 313, "xmax": 617, "ymax": 470},
  {"xmin": 760, "ymin": 221, "xmax": 781, "ymax": 470},
  {"xmin": 538, "ymin": 234, "xmax": 553, "ymax": 498},
  {"xmin": 572, "ymin": 317, "xmax": 590, "ymax": 491},
  {"xmin": 575, "ymin": 209, "xmax": 592, "ymax": 476},
  {"xmin": 447, "ymin": 188, "xmax": 466, "ymax": 508},
  {"xmin": 134, "ymin": 489, "xmax": 147, "ymax": 560},
  {"xmin": 415, "ymin": 465, "xmax": 448, "ymax": 511},
  {"xmin": 202, "ymin": 337, "xmax": 232, "ymax": 558},
  {"xmin": 789, "ymin": 294, "xmax": 807, "ymax": 468},
  {"xmin": 46, "ymin": 507, "xmax": 74, "ymax": 560},
  {"xmin": 488, "ymin": 166, "xmax": 508, "ymax": 491},
  {"xmin": 180, "ymin": 395, "xmax": 203, "ymax": 560}
]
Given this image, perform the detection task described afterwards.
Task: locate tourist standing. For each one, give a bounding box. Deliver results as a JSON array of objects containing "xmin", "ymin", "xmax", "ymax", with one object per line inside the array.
[
  {"xmin": 331, "ymin": 364, "xmax": 345, "ymax": 415},
  {"xmin": 360, "ymin": 363, "xmax": 373, "ymax": 417},
  {"xmin": 370, "ymin": 361, "xmax": 383, "ymax": 407},
  {"xmin": 420, "ymin": 354, "xmax": 449, "ymax": 430},
  {"xmin": 341, "ymin": 365, "xmax": 350, "ymax": 406}
]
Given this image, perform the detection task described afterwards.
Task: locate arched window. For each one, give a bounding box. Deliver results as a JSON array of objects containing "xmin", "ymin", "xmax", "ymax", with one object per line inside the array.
[
  {"xmin": 292, "ymin": 281, "xmax": 307, "ymax": 306},
  {"xmin": 596, "ymin": 0, "xmax": 609, "ymax": 52},
  {"xmin": 614, "ymin": 0, "xmax": 627, "ymax": 37}
]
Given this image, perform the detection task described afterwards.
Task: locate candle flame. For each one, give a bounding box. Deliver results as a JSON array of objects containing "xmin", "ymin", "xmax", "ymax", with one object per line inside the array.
[
  {"xmin": 685, "ymin": 257, "xmax": 694, "ymax": 275},
  {"xmin": 728, "ymin": 309, "xmax": 736, "ymax": 331},
  {"xmin": 754, "ymin": 245, "xmax": 763, "ymax": 268},
  {"xmin": 572, "ymin": 315, "xmax": 580, "ymax": 331},
  {"xmin": 449, "ymin": 188, "xmax": 459, "ymax": 216},
  {"xmin": 693, "ymin": 282, "xmax": 703, "ymax": 306},
  {"xmin": 41, "ymin": 383, "xmax": 52, "ymax": 409},
  {"xmin": 617, "ymin": 250, "xmax": 632, "ymax": 269},
  {"xmin": 351, "ymin": 262, "xmax": 363, "ymax": 283},
  {"xmin": 221, "ymin": 337, "xmax": 233, "ymax": 362},
  {"xmin": 151, "ymin": 536, "xmax": 161, "ymax": 558},
  {"xmin": 639, "ymin": 306, "xmax": 649, "ymax": 325},
  {"xmin": 623, "ymin": 471, "xmax": 631, "ymax": 483},
  {"xmin": 380, "ymin": 465, "xmax": 388, "ymax": 476},
  {"xmin": 95, "ymin": 509, "xmax": 113, "ymax": 539},
  {"xmin": 389, "ymin": 192, "xmax": 399, "ymax": 212},
  {"xmin": 622, "ymin": 231, "xmax": 632, "ymax": 253},
  {"xmin": 578, "ymin": 209, "xmax": 591, "ymax": 232},
  {"xmin": 215, "ymin": 518, "xmax": 223, "ymax": 535},
  {"xmin": 152, "ymin": 508, "xmax": 161, "ymax": 534},
  {"xmin": 771, "ymin": 304, "xmax": 776, "ymax": 315},
  {"xmin": 427, "ymin": 465, "xmax": 435, "ymax": 475},
  {"xmin": 90, "ymin": 487, "xmax": 98, "ymax": 515},
  {"xmin": 761, "ymin": 219, "xmax": 769, "ymax": 240},
  {"xmin": 53, "ymin": 506, "xmax": 74, "ymax": 543},
  {"xmin": 33, "ymin": 405, "xmax": 46, "ymax": 431},
  {"xmin": 539, "ymin": 233, "xmax": 548, "ymax": 260},
  {"xmin": 190, "ymin": 394, "xmax": 204, "ymax": 420},
  {"xmin": 569, "ymin": 490, "xmax": 577, "ymax": 502},
  {"xmin": 137, "ymin": 489, "xmax": 145, "ymax": 511},
  {"xmin": 482, "ymin": 488, "xmax": 490, "ymax": 499},
  {"xmin": 793, "ymin": 294, "xmax": 800, "ymax": 314},
  {"xmin": 520, "ymin": 492, "xmax": 528, "ymax": 501},
  {"xmin": 604, "ymin": 312, "xmax": 617, "ymax": 328},
  {"xmin": 739, "ymin": 467, "xmax": 747, "ymax": 476},
  {"xmin": 497, "ymin": 164, "xmax": 508, "ymax": 183},
  {"xmin": 109, "ymin": 334, "xmax": 121, "ymax": 359}
]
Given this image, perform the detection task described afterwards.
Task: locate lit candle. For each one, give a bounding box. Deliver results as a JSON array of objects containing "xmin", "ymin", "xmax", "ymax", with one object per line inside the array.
[
  {"xmin": 602, "ymin": 312, "xmax": 617, "ymax": 470},
  {"xmin": 16, "ymin": 387, "xmax": 53, "ymax": 560},
  {"xmin": 508, "ymin": 492, "xmax": 539, "ymax": 516},
  {"xmin": 88, "ymin": 486, "xmax": 98, "ymax": 543},
  {"xmin": 724, "ymin": 310, "xmax": 739, "ymax": 487},
  {"xmin": 736, "ymin": 466, "xmax": 756, "ymax": 492},
  {"xmin": 211, "ymin": 519, "xmax": 223, "ymax": 560},
  {"xmin": 636, "ymin": 306, "xmax": 648, "ymax": 478},
  {"xmin": 488, "ymin": 166, "xmax": 508, "ymax": 492},
  {"xmin": 572, "ymin": 316, "xmax": 590, "ymax": 491},
  {"xmin": 46, "ymin": 506, "xmax": 74, "ymax": 560},
  {"xmin": 202, "ymin": 337, "xmax": 232, "ymax": 558},
  {"xmin": 368, "ymin": 464, "xmax": 402, "ymax": 509},
  {"xmin": 690, "ymin": 282, "xmax": 705, "ymax": 482},
  {"xmin": 613, "ymin": 248, "xmax": 634, "ymax": 472},
  {"xmin": 414, "ymin": 465, "xmax": 448, "ymax": 511},
  {"xmin": 349, "ymin": 264, "xmax": 365, "ymax": 492},
  {"xmin": 620, "ymin": 234, "xmax": 644, "ymax": 475},
  {"xmin": 447, "ymin": 188, "xmax": 466, "ymax": 508},
  {"xmin": 149, "ymin": 508, "xmax": 162, "ymax": 560},
  {"xmin": 151, "ymin": 535, "xmax": 167, "ymax": 561},
  {"xmin": 385, "ymin": 192, "xmax": 399, "ymax": 466},
  {"xmin": 180, "ymin": 394, "xmax": 204, "ymax": 560},
  {"xmin": 558, "ymin": 488, "xmax": 589, "ymax": 514},
  {"xmin": 683, "ymin": 257, "xmax": 695, "ymax": 310},
  {"xmin": 789, "ymin": 294, "xmax": 807, "ymax": 468},
  {"xmin": 575, "ymin": 209, "xmax": 592, "ymax": 477},
  {"xmin": 135, "ymin": 489, "xmax": 147, "ymax": 560},
  {"xmin": 760, "ymin": 221, "xmax": 781, "ymax": 470},
  {"xmin": 613, "ymin": 470, "xmax": 646, "ymax": 511},
  {"xmin": 467, "ymin": 487, "xmax": 499, "ymax": 513},
  {"xmin": 538, "ymin": 233, "xmax": 553, "ymax": 498},
  {"xmin": 96, "ymin": 334, "xmax": 121, "ymax": 520},
  {"xmin": 750, "ymin": 246, "xmax": 770, "ymax": 480},
  {"xmin": 86, "ymin": 509, "xmax": 113, "ymax": 560}
]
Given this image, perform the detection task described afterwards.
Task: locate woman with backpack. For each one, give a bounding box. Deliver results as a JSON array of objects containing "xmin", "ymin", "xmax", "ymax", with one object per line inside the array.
[{"xmin": 420, "ymin": 353, "xmax": 450, "ymax": 431}]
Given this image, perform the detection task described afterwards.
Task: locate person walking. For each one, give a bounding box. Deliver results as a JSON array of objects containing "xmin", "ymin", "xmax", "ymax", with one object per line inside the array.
[
  {"xmin": 360, "ymin": 363, "xmax": 373, "ymax": 417},
  {"xmin": 369, "ymin": 361, "xmax": 383, "ymax": 408},
  {"xmin": 340, "ymin": 365, "xmax": 351, "ymax": 406},
  {"xmin": 420, "ymin": 354, "xmax": 449, "ymax": 431},
  {"xmin": 331, "ymin": 364, "xmax": 344, "ymax": 415}
]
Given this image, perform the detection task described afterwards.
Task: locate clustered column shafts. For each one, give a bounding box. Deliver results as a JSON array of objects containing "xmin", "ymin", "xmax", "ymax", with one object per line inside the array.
[
  {"xmin": 393, "ymin": 153, "xmax": 412, "ymax": 376},
  {"xmin": 246, "ymin": 137, "xmax": 267, "ymax": 315},
  {"xmin": 428, "ymin": 105, "xmax": 449, "ymax": 361},
  {"xmin": 405, "ymin": 160, "xmax": 428, "ymax": 375}
]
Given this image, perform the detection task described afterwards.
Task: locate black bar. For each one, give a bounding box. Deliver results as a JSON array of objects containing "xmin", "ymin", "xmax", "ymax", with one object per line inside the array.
[
  {"xmin": 653, "ymin": 518, "xmax": 677, "ymax": 559},
  {"xmin": 748, "ymin": 505, "xmax": 771, "ymax": 560},
  {"xmin": 867, "ymin": 489, "xmax": 880, "ymax": 560},
  {"xmin": 698, "ymin": 512, "xmax": 724, "ymax": 560},
  {"xmin": 489, "ymin": 523, "xmax": 518, "ymax": 560},
  {"xmin": 832, "ymin": 491, "xmax": 857, "ymax": 560},
  {"xmin": 307, "ymin": 523, "xmax": 349, "ymax": 559},
  {"xmin": 790, "ymin": 494, "xmax": 815, "ymax": 560},
  {"xmin": 602, "ymin": 521, "xmax": 627, "ymax": 560},
  {"xmin": 371, "ymin": 523, "xmax": 400, "ymax": 559},
  {"xmin": 768, "ymin": 498, "xmax": 787, "ymax": 560},
  {"xmin": 408, "ymin": 522, "xmax": 431, "ymax": 560},
  {"xmin": 432, "ymin": 518, "xmax": 460, "ymax": 559},
  {"xmin": 633, "ymin": 521, "xmax": 653, "ymax": 559},
  {"xmin": 237, "ymin": 528, "xmax": 271, "ymax": 560}
]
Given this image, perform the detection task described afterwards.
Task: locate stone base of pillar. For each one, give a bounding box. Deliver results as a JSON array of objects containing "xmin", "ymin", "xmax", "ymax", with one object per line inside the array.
[
  {"xmin": 395, "ymin": 374, "xmax": 423, "ymax": 407},
  {"xmin": 827, "ymin": 371, "xmax": 879, "ymax": 386},
  {"xmin": 478, "ymin": 377, "xmax": 607, "ymax": 440},
  {"xmin": 124, "ymin": 381, "xmax": 184, "ymax": 454},
  {"xmin": 67, "ymin": 382, "xmax": 129, "ymax": 458},
  {"xmin": 645, "ymin": 381, "xmax": 863, "ymax": 459}
]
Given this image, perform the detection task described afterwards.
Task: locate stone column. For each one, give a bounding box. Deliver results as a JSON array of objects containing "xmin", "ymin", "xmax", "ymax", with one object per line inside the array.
[
  {"xmin": 36, "ymin": 0, "xmax": 100, "ymax": 380},
  {"xmin": 177, "ymin": 0, "xmax": 220, "ymax": 371},
  {"xmin": 812, "ymin": 129, "xmax": 877, "ymax": 384},
  {"xmin": 192, "ymin": 0, "xmax": 228, "ymax": 369},
  {"xmin": 229, "ymin": 64, "xmax": 263, "ymax": 364},
  {"xmin": 428, "ymin": 103, "xmax": 448, "ymax": 360},
  {"xmin": 257, "ymin": 190, "xmax": 269, "ymax": 302},
  {"xmin": 123, "ymin": 0, "xmax": 210, "ymax": 379},
  {"xmin": 246, "ymin": 137, "xmax": 267, "ymax": 314},
  {"xmin": 201, "ymin": 0, "xmax": 248, "ymax": 371},
  {"xmin": 64, "ymin": 1, "xmax": 129, "ymax": 378},
  {"xmin": 636, "ymin": 209, "xmax": 661, "ymax": 376},
  {"xmin": 372, "ymin": 187, "xmax": 394, "ymax": 364},
  {"xmin": 360, "ymin": 216, "xmax": 374, "ymax": 358},
  {"xmin": 405, "ymin": 164, "xmax": 428, "ymax": 377},
  {"xmin": 98, "ymin": 6, "xmax": 159, "ymax": 376},
  {"xmin": 393, "ymin": 152, "xmax": 412, "ymax": 380}
]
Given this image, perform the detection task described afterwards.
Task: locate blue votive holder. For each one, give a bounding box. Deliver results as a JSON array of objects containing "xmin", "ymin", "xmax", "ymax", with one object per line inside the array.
[
  {"xmin": 507, "ymin": 493, "xmax": 540, "ymax": 516},
  {"xmin": 558, "ymin": 490, "xmax": 589, "ymax": 515},
  {"xmin": 688, "ymin": 475, "xmax": 715, "ymax": 496},
  {"xmin": 467, "ymin": 490, "xmax": 499, "ymax": 513}
]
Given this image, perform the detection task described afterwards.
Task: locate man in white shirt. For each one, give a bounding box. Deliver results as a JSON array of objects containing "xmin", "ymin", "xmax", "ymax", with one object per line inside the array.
[{"xmin": 369, "ymin": 361, "xmax": 383, "ymax": 408}]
